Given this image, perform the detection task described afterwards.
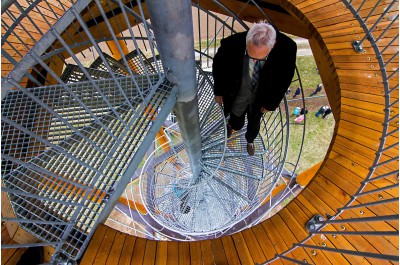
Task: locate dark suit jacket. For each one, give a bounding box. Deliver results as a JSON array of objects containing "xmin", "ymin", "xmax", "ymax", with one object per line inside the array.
[{"xmin": 212, "ymin": 31, "xmax": 297, "ymax": 112}]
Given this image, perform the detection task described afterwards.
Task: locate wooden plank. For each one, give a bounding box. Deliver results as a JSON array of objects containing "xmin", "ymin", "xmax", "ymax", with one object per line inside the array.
[
  {"xmin": 1, "ymin": 247, "xmax": 19, "ymax": 265},
  {"xmin": 1, "ymin": 226, "xmax": 12, "ymax": 245},
  {"xmin": 340, "ymin": 104, "xmax": 385, "ymax": 124},
  {"xmin": 308, "ymin": 181, "xmax": 395, "ymax": 264},
  {"xmin": 221, "ymin": 236, "xmax": 241, "ymax": 265},
  {"xmin": 309, "ymin": 0, "xmax": 393, "ymax": 24},
  {"xmin": 302, "ymin": 1, "xmax": 344, "ymax": 20},
  {"xmin": 294, "ymin": 196, "xmax": 369, "ymax": 264},
  {"xmin": 251, "ymin": 224, "xmax": 284, "ymax": 263},
  {"xmin": 314, "ymin": 170, "xmax": 397, "ymax": 221},
  {"xmin": 118, "ymin": 235, "xmax": 136, "ymax": 265},
  {"xmin": 3, "ymin": 248, "xmax": 27, "ymax": 265},
  {"xmin": 131, "ymin": 237, "xmax": 146, "ymax": 264},
  {"xmin": 178, "ymin": 241, "xmax": 190, "ymax": 265},
  {"xmin": 335, "ymin": 135, "xmax": 398, "ymax": 171},
  {"xmin": 79, "ymin": 225, "xmax": 108, "ymax": 265},
  {"xmin": 323, "ymin": 159, "xmax": 397, "ymax": 204},
  {"xmin": 290, "ymin": 0, "xmax": 324, "ymax": 10},
  {"xmin": 340, "ymin": 109, "xmax": 386, "ymax": 131},
  {"xmin": 261, "ymin": 219, "xmax": 305, "ymax": 264},
  {"xmin": 332, "ymin": 52, "xmax": 399, "ymax": 64},
  {"xmin": 166, "ymin": 241, "xmax": 178, "ymax": 265},
  {"xmin": 280, "ymin": 205, "xmax": 351, "ymax": 265},
  {"xmin": 273, "ymin": 212, "xmax": 333, "ymax": 265},
  {"xmin": 327, "ymin": 150, "xmax": 395, "ymax": 189},
  {"xmin": 241, "ymin": 228, "xmax": 266, "ymax": 264},
  {"xmin": 338, "ymin": 128, "xmax": 398, "ymax": 159},
  {"xmin": 336, "ymin": 60, "xmax": 398, "ymax": 72},
  {"xmin": 333, "ymin": 139, "xmax": 397, "ymax": 175},
  {"xmin": 93, "ymin": 227, "xmax": 117, "ymax": 265},
  {"xmin": 337, "ymin": 69, "xmax": 399, "ymax": 87},
  {"xmin": 155, "ymin": 241, "xmax": 167, "ymax": 265},
  {"xmin": 200, "ymin": 240, "xmax": 214, "ymax": 265},
  {"xmin": 106, "ymin": 231, "xmax": 126, "ymax": 265},
  {"xmin": 312, "ymin": 7, "xmax": 393, "ymax": 29},
  {"xmin": 231, "ymin": 232, "xmax": 254, "ymax": 265},
  {"xmin": 189, "ymin": 241, "xmax": 202, "ymax": 265},
  {"xmin": 143, "ymin": 240, "xmax": 157, "ymax": 265},
  {"xmin": 342, "ymin": 96, "xmax": 395, "ymax": 115},
  {"xmin": 36, "ymin": 1, "xmax": 69, "ymax": 16},
  {"xmin": 210, "ymin": 238, "xmax": 229, "ymax": 265},
  {"xmin": 296, "ymin": 161, "xmax": 322, "ymax": 187}
]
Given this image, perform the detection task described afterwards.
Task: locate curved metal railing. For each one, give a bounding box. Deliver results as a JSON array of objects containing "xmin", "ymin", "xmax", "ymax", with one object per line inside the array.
[
  {"xmin": 1, "ymin": 0, "xmax": 308, "ymax": 261},
  {"xmin": 107, "ymin": 0, "xmax": 307, "ymax": 240},
  {"xmin": 263, "ymin": 0, "xmax": 399, "ymax": 263}
]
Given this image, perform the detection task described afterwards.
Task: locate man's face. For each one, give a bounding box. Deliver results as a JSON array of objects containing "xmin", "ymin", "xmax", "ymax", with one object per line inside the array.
[{"xmin": 246, "ymin": 43, "xmax": 271, "ymax": 62}]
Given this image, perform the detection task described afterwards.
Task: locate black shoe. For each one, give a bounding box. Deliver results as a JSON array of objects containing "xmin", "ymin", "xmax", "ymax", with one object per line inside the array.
[
  {"xmin": 17, "ymin": 247, "xmax": 43, "ymax": 265},
  {"xmin": 226, "ymin": 123, "xmax": 233, "ymax": 138},
  {"xmin": 246, "ymin": 142, "xmax": 255, "ymax": 156}
]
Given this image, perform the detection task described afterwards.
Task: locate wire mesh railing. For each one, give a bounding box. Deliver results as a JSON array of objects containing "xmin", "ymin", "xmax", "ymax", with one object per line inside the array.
[
  {"xmin": 1, "ymin": 0, "xmax": 310, "ymax": 262},
  {"xmin": 262, "ymin": 0, "xmax": 399, "ymax": 263},
  {"xmin": 106, "ymin": 0, "xmax": 307, "ymax": 241},
  {"xmin": 1, "ymin": 0, "xmax": 179, "ymax": 261}
]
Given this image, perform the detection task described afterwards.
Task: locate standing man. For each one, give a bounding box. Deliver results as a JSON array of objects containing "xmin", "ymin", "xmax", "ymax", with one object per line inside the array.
[{"xmin": 212, "ymin": 22, "xmax": 297, "ymax": 155}]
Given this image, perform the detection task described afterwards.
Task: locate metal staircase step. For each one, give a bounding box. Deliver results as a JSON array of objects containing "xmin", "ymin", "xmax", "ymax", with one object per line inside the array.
[{"xmin": 1, "ymin": 75, "xmax": 177, "ymax": 259}]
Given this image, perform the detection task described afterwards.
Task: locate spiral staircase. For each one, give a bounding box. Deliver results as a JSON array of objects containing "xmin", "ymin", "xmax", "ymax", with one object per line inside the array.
[{"xmin": 1, "ymin": 0, "xmax": 398, "ymax": 264}]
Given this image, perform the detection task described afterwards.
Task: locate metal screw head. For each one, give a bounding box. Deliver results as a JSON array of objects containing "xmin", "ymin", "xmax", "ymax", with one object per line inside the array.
[
  {"xmin": 333, "ymin": 234, "xmax": 337, "ymax": 238},
  {"xmin": 360, "ymin": 210, "xmax": 364, "ymax": 215},
  {"xmin": 311, "ymin": 250, "xmax": 317, "ymax": 256},
  {"xmin": 341, "ymin": 225, "xmax": 346, "ymax": 230},
  {"xmin": 378, "ymin": 194, "xmax": 383, "ymax": 199},
  {"xmin": 317, "ymin": 215, "xmax": 324, "ymax": 222}
]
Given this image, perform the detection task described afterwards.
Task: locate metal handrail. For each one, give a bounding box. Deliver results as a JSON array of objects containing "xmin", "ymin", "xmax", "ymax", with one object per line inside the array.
[{"xmin": 263, "ymin": 0, "xmax": 399, "ymax": 263}]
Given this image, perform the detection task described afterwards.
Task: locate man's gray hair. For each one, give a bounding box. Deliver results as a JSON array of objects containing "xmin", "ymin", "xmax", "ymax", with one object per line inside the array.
[{"xmin": 246, "ymin": 22, "xmax": 276, "ymax": 50}]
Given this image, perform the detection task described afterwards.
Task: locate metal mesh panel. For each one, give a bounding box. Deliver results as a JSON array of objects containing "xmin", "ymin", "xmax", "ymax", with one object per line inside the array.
[
  {"xmin": 60, "ymin": 64, "xmax": 126, "ymax": 83},
  {"xmin": 120, "ymin": 49, "xmax": 162, "ymax": 75},
  {"xmin": 89, "ymin": 52, "xmax": 130, "ymax": 75},
  {"xmin": 139, "ymin": 68, "xmax": 287, "ymax": 235},
  {"xmin": 2, "ymin": 75, "xmax": 176, "ymax": 258}
]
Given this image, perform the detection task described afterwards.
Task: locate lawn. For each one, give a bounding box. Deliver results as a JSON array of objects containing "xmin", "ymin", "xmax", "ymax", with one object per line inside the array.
[{"xmin": 284, "ymin": 55, "xmax": 335, "ymax": 174}]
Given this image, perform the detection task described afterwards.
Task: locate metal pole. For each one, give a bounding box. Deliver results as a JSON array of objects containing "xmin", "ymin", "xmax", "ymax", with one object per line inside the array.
[
  {"xmin": 1, "ymin": 0, "xmax": 15, "ymax": 14},
  {"xmin": 146, "ymin": 0, "xmax": 202, "ymax": 181}
]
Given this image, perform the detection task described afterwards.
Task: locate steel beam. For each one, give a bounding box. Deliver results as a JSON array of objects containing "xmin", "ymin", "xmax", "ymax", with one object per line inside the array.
[{"xmin": 146, "ymin": 0, "xmax": 202, "ymax": 180}]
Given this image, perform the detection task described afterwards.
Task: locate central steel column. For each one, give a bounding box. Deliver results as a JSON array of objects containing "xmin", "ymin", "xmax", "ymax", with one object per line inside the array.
[{"xmin": 146, "ymin": 0, "xmax": 202, "ymax": 181}]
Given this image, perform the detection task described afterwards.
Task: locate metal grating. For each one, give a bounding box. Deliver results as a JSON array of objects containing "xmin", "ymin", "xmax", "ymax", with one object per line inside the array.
[
  {"xmin": 60, "ymin": 64, "xmax": 126, "ymax": 83},
  {"xmin": 89, "ymin": 52, "xmax": 131, "ymax": 76},
  {"xmin": 120, "ymin": 49, "xmax": 162, "ymax": 75},
  {"xmin": 139, "ymin": 67, "xmax": 288, "ymax": 235},
  {"xmin": 2, "ymin": 74, "xmax": 177, "ymax": 259}
]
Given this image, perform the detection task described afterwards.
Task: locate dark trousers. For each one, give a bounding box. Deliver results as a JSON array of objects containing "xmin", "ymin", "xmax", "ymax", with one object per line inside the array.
[{"xmin": 228, "ymin": 105, "xmax": 263, "ymax": 143}]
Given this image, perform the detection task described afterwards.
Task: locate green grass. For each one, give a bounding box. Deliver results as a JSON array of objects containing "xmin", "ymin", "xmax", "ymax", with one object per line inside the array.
[
  {"xmin": 285, "ymin": 55, "xmax": 335, "ymax": 174},
  {"xmin": 293, "ymin": 56, "xmax": 322, "ymax": 91},
  {"xmin": 285, "ymin": 113, "xmax": 335, "ymax": 174}
]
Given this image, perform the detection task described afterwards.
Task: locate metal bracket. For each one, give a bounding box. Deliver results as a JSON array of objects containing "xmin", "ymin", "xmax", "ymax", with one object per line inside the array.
[
  {"xmin": 47, "ymin": 253, "xmax": 77, "ymax": 265},
  {"xmin": 352, "ymin": 40, "xmax": 364, "ymax": 53},
  {"xmin": 306, "ymin": 214, "xmax": 325, "ymax": 232}
]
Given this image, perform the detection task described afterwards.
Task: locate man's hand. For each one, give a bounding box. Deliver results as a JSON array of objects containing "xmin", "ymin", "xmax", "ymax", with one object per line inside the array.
[
  {"xmin": 215, "ymin": 96, "xmax": 223, "ymax": 106},
  {"xmin": 261, "ymin": 107, "xmax": 269, "ymax": 113}
]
